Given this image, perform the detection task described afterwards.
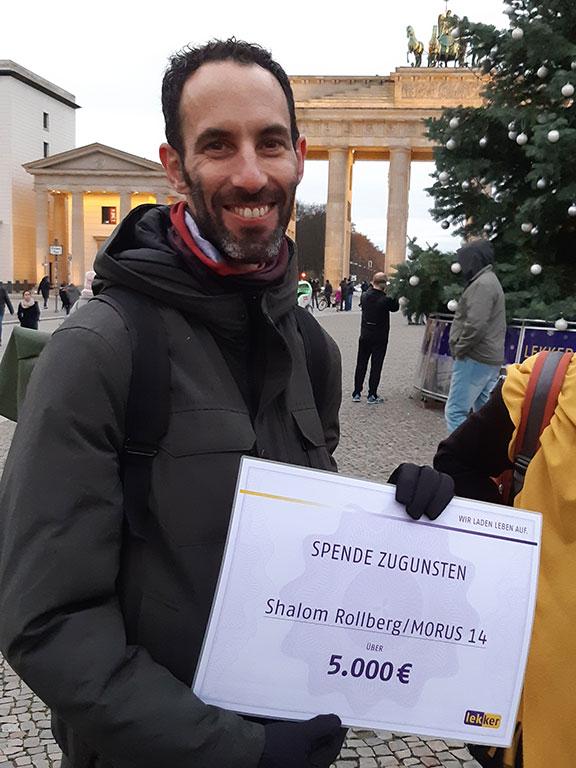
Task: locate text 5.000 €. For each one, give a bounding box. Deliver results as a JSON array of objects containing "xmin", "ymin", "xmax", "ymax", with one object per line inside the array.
[{"xmin": 327, "ymin": 654, "xmax": 413, "ymax": 684}]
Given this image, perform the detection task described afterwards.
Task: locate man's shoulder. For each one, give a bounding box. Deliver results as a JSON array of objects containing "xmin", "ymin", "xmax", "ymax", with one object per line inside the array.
[{"xmin": 53, "ymin": 296, "xmax": 133, "ymax": 356}]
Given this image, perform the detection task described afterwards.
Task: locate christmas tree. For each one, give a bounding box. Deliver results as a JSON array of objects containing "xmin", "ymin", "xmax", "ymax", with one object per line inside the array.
[
  {"xmin": 425, "ymin": 0, "xmax": 576, "ymax": 325},
  {"xmin": 388, "ymin": 238, "xmax": 458, "ymax": 321}
]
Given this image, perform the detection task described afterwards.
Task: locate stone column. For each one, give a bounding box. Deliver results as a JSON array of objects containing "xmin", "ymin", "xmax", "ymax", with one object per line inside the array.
[
  {"xmin": 71, "ymin": 191, "xmax": 85, "ymax": 283},
  {"xmin": 119, "ymin": 191, "xmax": 132, "ymax": 221},
  {"xmin": 324, "ymin": 148, "xmax": 353, "ymax": 284},
  {"xmin": 385, "ymin": 146, "xmax": 412, "ymax": 272},
  {"xmin": 34, "ymin": 186, "xmax": 49, "ymax": 283}
]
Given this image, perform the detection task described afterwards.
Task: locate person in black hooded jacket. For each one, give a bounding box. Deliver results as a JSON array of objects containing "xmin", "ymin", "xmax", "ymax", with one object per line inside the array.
[
  {"xmin": 444, "ymin": 238, "xmax": 506, "ymax": 433},
  {"xmin": 0, "ymin": 39, "xmax": 454, "ymax": 768}
]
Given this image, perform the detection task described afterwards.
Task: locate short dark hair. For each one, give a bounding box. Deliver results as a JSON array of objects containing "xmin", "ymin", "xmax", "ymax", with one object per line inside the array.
[{"xmin": 162, "ymin": 38, "xmax": 300, "ymax": 156}]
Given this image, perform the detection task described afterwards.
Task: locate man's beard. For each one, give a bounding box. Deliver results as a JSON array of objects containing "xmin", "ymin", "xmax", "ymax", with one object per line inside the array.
[{"xmin": 183, "ymin": 169, "xmax": 295, "ymax": 265}]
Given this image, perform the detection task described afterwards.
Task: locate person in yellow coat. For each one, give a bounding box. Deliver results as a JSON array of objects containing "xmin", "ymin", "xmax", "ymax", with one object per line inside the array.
[{"xmin": 433, "ymin": 352, "xmax": 576, "ymax": 768}]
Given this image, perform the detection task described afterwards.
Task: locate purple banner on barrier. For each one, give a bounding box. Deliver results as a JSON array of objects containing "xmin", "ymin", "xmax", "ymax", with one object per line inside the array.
[
  {"xmin": 518, "ymin": 328, "xmax": 576, "ymax": 361},
  {"xmin": 415, "ymin": 316, "xmax": 576, "ymax": 402},
  {"xmin": 504, "ymin": 327, "xmax": 521, "ymax": 365}
]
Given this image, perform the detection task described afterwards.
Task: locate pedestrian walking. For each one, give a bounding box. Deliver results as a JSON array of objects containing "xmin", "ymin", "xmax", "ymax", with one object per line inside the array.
[
  {"xmin": 339, "ymin": 277, "xmax": 347, "ymax": 311},
  {"xmin": 0, "ymin": 38, "xmax": 451, "ymax": 768},
  {"xmin": 344, "ymin": 277, "xmax": 354, "ymax": 311},
  {"xmin": 17, "ymin": 290, "xmax": 40, "ymax": 330},
  {"xmin": 352, "ymin": 272, "xmax": 399, "ymax": 403},
  {"xmin": 444, "ymin": 239, "xmax": 506, "ymax": 433},
  {"xmin": 323, "ymin": 279, "xmax": 333, "ymax": 307},
  {"xmin": 37, "ymin": 276, "xmax": 50, "ymax": 308},
  {"xmin": 0, "ymin": 281, "xmax": 14, "ymax": 346},
  {"xmin": 311, "ymin": 278, "xmax": 320, "ymax": 309},
  {"xmin": 58, "ymin": 283, "xmax": 72, "ymax": 315}
]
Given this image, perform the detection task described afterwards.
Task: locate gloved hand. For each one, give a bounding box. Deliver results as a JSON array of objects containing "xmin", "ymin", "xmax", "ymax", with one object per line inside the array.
[
  {"xmin": 388, "ymin": 463, "xmax": 455, "ymax": 520},
  {"xmin": 259, "ymin": 714, "xmax": 346, "ymax": 768}
]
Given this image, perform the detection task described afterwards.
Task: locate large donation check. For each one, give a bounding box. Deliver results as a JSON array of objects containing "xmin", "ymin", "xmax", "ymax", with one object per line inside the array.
[{"xmin": 193, "ymin": 458, "xmax": 541, "ymax": 747}]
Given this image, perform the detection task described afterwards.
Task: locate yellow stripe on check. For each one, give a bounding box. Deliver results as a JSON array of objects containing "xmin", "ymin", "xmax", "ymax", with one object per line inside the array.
[{"xmin": 239, "ymin": 489, "xmax": 327, "ymax": 507}]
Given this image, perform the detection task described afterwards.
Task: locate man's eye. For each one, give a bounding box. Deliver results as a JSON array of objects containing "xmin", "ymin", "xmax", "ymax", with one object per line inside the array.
[
  {"xmin": 205, "ymin": 141, "xmax": 227, "ymax": 152},
  {"xmin": 262, "ymin": 139, "xmax": 285, "ymax": 150}
]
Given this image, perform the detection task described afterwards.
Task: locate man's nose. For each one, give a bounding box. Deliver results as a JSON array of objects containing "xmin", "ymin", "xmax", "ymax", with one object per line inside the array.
[{"xmin": 230, "ymin": 146, "xmax": 267, "ymax": 193}]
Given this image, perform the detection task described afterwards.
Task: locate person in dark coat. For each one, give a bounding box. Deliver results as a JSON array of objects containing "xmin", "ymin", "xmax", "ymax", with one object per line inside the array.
[
  {"xmin": 0, "ymin": 39, "xmax": 451, "ymax": 768},
  {"xmin": 58, "ymin": 283, "xmax": 72, "ymax": 315},
  {"xmin": 344, "ymin": 277, "xmax": 354, "ymax": 311},
  {"xmin": 0, "ymin": 282, "xmax": 14, "ymax": 346},
  {"xmin": 37, "ymin": 276, "xmax": 50, "ymax": 308},
  {"xmin": 352, "ymin": 272, "xmax": 399, "ymax": 403},
  {"xmin": 323, "ymin": 279, "xmax": 333, "ymax": 307},
  {"xmin": 339, "ymin": 278, "xmax": 347, "ymax": 311},
  {"xmin": 17, "ymin": 290, "xmax": 40, "ymax": 330}
]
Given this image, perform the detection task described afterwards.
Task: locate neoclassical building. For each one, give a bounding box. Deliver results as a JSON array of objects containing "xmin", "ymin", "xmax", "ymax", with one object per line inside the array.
[{"xmin": 25, "ymin": 144, "xmax": 178, "ymax": 286}]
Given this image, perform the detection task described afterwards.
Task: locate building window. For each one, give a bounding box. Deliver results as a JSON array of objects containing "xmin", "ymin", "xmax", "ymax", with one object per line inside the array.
[
  {"xmin": 43, "ymin": 142, "xmax": 49, "ymax": 158},
  {"xmin": 101, "ymin": 206, "xmax": 117, "ymax": 225},
  {"xmin": 43, "ymin": 112, "xmax": 50, "ymax": 130}
]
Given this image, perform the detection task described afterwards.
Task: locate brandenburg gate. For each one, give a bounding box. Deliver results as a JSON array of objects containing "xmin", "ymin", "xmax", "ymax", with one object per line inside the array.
[{"xmin": 291, "ymin": 67, "xmax": 484, "ymax": 281}]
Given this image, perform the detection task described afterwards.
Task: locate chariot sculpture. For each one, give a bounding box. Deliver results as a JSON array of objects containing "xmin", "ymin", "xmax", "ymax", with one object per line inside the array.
[{"xmin": 407, "ymin": 10, "xmax": 468, "ymax": 68}]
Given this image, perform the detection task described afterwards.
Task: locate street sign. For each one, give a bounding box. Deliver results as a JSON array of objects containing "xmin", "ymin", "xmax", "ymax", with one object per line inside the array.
[{"xmin": 49, "ymin": 245, "xmax": 63, "ymax": 256}]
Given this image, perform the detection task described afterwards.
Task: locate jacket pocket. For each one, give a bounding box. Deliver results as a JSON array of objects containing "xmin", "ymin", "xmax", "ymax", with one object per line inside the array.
[
  {"xmin": 152, "ymin": 409, "xmax": 256, "ymax": 545},
  {"xmin": 162, "ymin": 408, "xmax": 256, "ymax": 456},
  {"xmin": 291, "ymin": 408, "xmax": 333, "ymax": 471},
  {"xmin": 292, "ymin": 408, "xmax": 326, "ymax": 448}
]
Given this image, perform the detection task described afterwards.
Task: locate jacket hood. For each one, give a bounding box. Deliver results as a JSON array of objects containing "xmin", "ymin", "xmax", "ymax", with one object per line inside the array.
[
  {"xmin": 93, "ymin": 204, "xmax": 299, "ymax": 330},
  {"xmin": 456, "ymin": 239, "xmax": 495, "ymax": 282}
]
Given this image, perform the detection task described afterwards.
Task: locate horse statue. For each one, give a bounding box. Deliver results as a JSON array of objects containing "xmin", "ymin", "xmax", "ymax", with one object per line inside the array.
[
  {"xmin": 428, "ymin": 16, "xmax": 466, "ymax": 67},
  {"xmin": 406, "ymin": 26, "xmax": 424, "ymax": 68}
]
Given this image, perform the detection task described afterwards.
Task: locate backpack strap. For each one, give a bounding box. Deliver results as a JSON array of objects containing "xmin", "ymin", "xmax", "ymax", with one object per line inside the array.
[
  {"xmin": 92, "ymin": 287, "xmax": 170, "ymax": 539},
  {"xmin": 512, "ymin": 350, "xmax": 572, "ymax": 500},
  {"xmin": 294, "ymin": 306, "xmax": 329, "ymax": 410}
]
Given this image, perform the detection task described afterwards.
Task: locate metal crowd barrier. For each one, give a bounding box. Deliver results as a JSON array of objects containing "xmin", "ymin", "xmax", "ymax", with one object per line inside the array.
[{"xmin": 414, "ymin": 313, "xmax": 576, "ymax": 403}]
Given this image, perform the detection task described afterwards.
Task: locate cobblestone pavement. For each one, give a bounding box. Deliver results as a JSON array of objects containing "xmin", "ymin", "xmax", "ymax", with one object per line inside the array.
[{"xmin": 0, "ymin": 302, "xmax": 480, "ymax": 768}]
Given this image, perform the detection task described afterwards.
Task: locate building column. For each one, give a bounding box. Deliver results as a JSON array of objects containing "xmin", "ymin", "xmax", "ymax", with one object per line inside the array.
[
  {"xmin": 119, "ymin": 191, "xmax": 132, "ymax": 221},
  {"xmin": 35, "ymin": 186, "xmax": 49, "ymax": 283},
  {"xmin": 71, "ymin": 191, "xmax": 85, "ymax": 283},
  {"xmin": 324, "ymin": 148, "xmax": 353, "ymax": 284},
  {"xmin": 385, "ymin": 146, "xmax": 412, "ymax": 272}
]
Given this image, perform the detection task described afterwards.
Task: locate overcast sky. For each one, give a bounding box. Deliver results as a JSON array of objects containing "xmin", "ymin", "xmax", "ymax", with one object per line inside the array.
[{"xmin": 4, "ymin": 0, "xmax": 508, "ymax": 253}]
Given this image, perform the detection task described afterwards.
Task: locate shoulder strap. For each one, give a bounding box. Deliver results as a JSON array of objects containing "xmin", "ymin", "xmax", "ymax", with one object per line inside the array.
[
  {"xmin": 294, "ymin": 306, "xmax": 329, "ymax": 410},
  {"xmin": 92, "ymin": 287, "xmax": 170, "ymax": 539},
  {"xmin": 512, "ymin": 350, "xmax": 572, "ymax": 499}
]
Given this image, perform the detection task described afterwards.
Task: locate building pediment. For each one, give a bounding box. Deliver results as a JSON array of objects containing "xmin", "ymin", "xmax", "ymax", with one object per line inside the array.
[{"xmin": 24, "ymin": 143, "xmax": 164, "ymax": 175}]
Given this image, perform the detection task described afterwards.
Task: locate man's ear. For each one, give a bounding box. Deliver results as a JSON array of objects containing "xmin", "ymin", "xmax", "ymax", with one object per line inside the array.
[{"xmin": 159, "ymin": 143, "xmax": 190, "ymax": 195}]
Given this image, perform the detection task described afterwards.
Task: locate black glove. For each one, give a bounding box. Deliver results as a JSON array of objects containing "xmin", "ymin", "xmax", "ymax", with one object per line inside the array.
[
  {"xmin": 389, "ymin": 463, "xmax": 455, "ymax": 521},
  {"xmin": 259, "ymin": 715, "xmax": 346, "ymax": 768}
]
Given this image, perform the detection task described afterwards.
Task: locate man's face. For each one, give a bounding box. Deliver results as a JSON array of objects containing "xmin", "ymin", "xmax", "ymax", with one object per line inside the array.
[{"xmin": 161, "ymin": 61, "xmax": 306, "ymax": 266}]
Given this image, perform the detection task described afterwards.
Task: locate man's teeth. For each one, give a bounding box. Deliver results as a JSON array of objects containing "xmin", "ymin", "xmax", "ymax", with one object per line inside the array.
[{"xmin": 232, "ymin": 205, "xmax": 271, "ymax": 219}]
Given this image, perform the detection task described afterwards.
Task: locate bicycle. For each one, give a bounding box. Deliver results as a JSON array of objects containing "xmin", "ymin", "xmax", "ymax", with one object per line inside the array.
[{"xmin": 316, "ymin": 292, "xmax": 330, "ymax": 311}]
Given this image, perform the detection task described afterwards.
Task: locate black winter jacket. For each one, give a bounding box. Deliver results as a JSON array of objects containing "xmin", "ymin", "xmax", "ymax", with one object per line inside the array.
[
  {"xmin": 359, "ymin": 287, "xmax": 399, "ymax": 338},
  {"xmin": 0, "ymin": 285, "xmax": 14, "ymax": 314},
  {"xmin": 0, "ymin": 205, "xmax": 342, "ymax": 768}
]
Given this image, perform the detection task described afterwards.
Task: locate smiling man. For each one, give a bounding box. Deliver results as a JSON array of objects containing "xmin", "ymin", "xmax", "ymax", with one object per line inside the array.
[
  {"xmin": 0, "ymin": 40, "xmax": 344, "ymax": 768},
  {"xmin": 0, "ymin": 39, "xmax": 454, "ymax": 768}
]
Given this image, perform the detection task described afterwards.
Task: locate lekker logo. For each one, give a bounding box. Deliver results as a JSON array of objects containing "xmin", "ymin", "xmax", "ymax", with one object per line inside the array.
[{"xmin": 464, "ymin": 710, "xmax": 502, "ymax": 729}]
